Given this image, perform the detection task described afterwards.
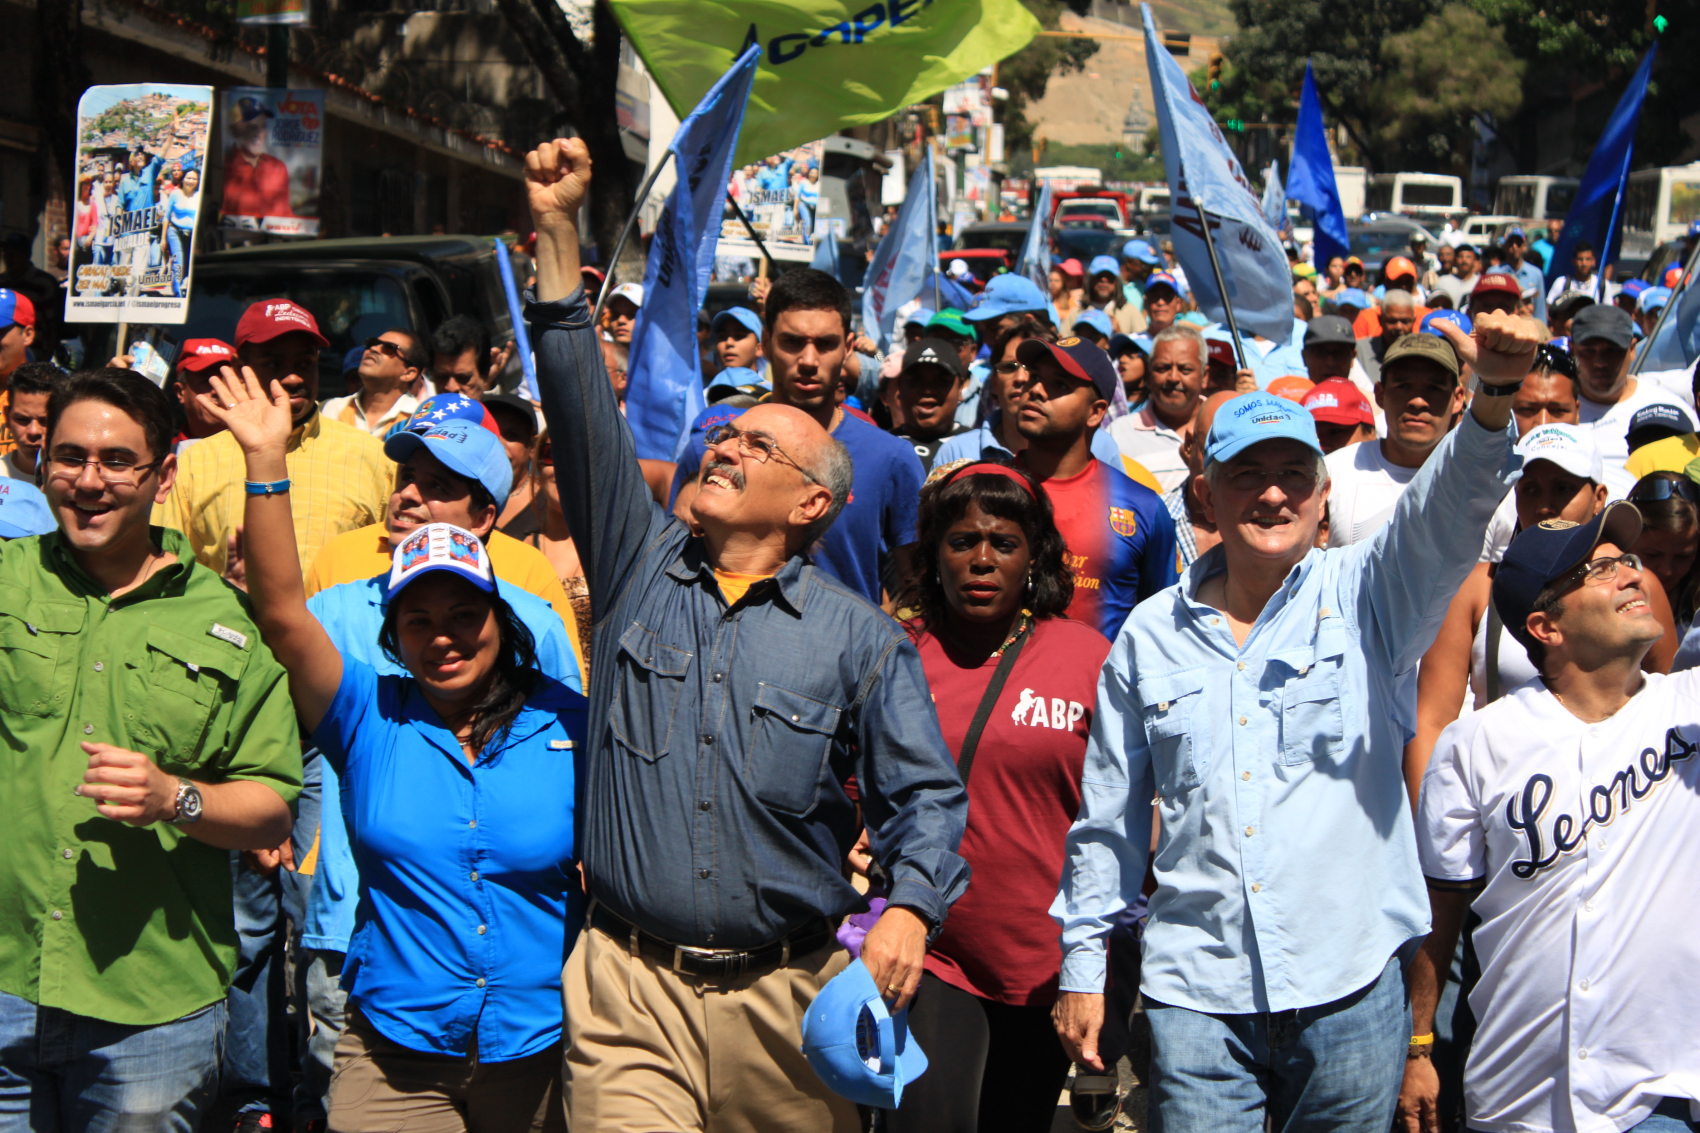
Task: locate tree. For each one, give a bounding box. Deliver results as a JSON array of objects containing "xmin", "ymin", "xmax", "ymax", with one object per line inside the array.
[
  {"xmin": 489, "ymin": 0, "xmax": 641, "ymax": 261},
  {"xmin": 1221, "ymin": 0, "xmax": 1523, "ymax": 172},
  {"xmin": 997, "ymin": 0, "xmax": 1101, "ymax": 159}
]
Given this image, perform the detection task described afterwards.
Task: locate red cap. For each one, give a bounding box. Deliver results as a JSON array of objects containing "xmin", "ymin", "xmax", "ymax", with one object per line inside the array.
[
  {"xmin": 1058, "ymin": 258, "xmax": 1085, "ymax": 278},
  {"xmin": 1472, "ymin": 271, "xmax": 1522, "ymax": 298},
  {"xmin": 1206, "ymin": 337, "xmax": 1236, "ymax": 368},
  {"xmin": 1665, "ymin": 266, "xmax": 1683, "ymax": 289},
  {"xmin": 1267, "ymin": 375, "xmax": 1316, "ymax": 403},
  {"xmin": 0, "ymin": 289, "xmax": 35, "ymax": 329},
  {"xmin": 176, "ymin": 338, "xmax": 237, "ymax": 373},
  {"xmin": 1384, "ymin": 256, "xmax": 1417, "ymax": 282},
  {"xmin": 234, "ymin": 299, "xmax": 329, "ymax": 348},
  {"xmin": 1302, "ymin": 377, "xmax": 1373, "ymax": 426}
]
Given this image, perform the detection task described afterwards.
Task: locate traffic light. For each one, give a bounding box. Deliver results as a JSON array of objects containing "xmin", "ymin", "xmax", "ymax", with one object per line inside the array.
[{"xmin": 1208, "ymin": 52, "xmax": 1224, "ymax": 91}]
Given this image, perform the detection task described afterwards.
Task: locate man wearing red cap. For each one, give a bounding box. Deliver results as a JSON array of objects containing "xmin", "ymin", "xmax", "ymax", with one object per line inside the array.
[
  {"xmin": 0, "ymin": 288, "xmax": 37, "ymax": 460},
  {"xmin": 1302, "ymin": 377, "xmax": 1377, "ymax": 454},
  {"xmin": 1469, "ymin": 271, "xmax": 1523, "ymax": 320},
  {"xmin": 157, "ymin": 299, "xmax": 393, "ymax": 576},
  {"xmin": 170, "ymin": 339, "xmax": 238, "ymax": 453}
]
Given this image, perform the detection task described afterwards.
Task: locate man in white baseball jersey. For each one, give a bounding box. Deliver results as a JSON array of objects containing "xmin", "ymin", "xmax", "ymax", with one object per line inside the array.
[{"xmin": 1401, "ymin": 502, "xmax": 1700, "ymax": 1133}]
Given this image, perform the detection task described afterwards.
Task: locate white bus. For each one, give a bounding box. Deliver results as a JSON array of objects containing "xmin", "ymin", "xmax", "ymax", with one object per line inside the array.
[
  {"xmin": 1492, "ymin": 175, "xmax": 1578, "ymax": 223},
  {"xmin": 1365, "ymin": 172, "xmax": 1464, "ymax": 220},
  {"xmin": 1621, "ymin": 164, "xmax": 1700, "ymax": 261}
]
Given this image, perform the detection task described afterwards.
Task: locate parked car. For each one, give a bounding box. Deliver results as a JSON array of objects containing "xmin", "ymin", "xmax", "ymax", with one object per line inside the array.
[
  {"xmin": 952, "ymin": 221, "xmax": 1030, "ymax": 258},
  {"xmin": 1345, "ymin": 219, "xmax": 1440, "ymax": 276}
]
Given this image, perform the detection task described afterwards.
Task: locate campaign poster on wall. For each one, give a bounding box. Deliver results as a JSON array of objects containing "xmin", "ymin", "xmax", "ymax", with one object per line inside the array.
[
  {"xmin": 66, "ymin": 83, "xmax": 213, "ymax": 325},
  {"xmin": 219, "ymin": 87, "xmax": 323, "ymax": 236}
]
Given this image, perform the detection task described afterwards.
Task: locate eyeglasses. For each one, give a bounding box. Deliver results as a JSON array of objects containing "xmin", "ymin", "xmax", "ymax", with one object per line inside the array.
[
  {"xmin": 991, "ymin": 361, "xmax": 1028, "ymax": 377},
  {"xmin": 1543, "ymin": 553, "xmax": 1644, "ymax": 605},
  {"xmin": 47, "ymin": 454, "xmax": 163, "ymax": 486},
  {"xmin": 702, "ymin": 424, "xmax": 816, "ymax": 482},
  {"xmin": 364, "ymin": 337, "xmax": 405, "ymax": 359},
  {"xmin": 1629, "ymin": 478, "xmax": 1700, "ymax": 505}
]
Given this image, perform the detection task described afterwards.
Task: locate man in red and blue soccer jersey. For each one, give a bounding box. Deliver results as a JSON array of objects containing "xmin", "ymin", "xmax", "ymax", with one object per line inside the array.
[{"xmin": 1015, "ymin": 336, "xmax": 1179, "ymax": 639}]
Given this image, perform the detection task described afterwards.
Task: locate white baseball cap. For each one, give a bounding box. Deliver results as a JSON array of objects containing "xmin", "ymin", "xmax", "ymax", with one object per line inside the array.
[
  {"xmin": 386, "ymin": 522, "xmax": 497, "ymax": 602},
  {"xmin": 1510, "ymin": 423, "xmax": 1603, "ymax": 485},
  {"xmin": 609, "ymin": 282, "xmax": 644, "ymax": 307}
]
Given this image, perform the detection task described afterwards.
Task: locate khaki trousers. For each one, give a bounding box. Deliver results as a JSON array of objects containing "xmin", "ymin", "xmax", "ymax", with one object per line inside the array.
[
  {"xmin": 327, "ymin": 1009, "xmax": 566, "ymax": 1133},
  {"xmin": 562, "ymin": 923, "xmax": 863, "ymax": 1133}
]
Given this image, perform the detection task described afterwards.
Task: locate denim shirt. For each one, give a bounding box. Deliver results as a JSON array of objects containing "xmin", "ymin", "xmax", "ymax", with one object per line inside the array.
[
  {"xmin": 1052, "ymin": 412, "xmax": 1520, "ymax": 1014},
  {"xmin": 528, "ymin": 287, "xmax": 970, "ymax": 951}
]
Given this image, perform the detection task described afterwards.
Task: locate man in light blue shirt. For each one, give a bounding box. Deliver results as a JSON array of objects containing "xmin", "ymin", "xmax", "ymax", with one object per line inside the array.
[
  {"xmin": 1052, "ymin": 317, "xmax": 1539, "ymax": 1131},
  {"xmin": 1502, "ymin": 226, "xmax": 1548, "ymax": 324}
]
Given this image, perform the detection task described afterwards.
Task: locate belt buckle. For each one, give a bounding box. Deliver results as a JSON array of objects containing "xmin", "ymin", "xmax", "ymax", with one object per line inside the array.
[{"xmin": 674, "ymin": 943, "xmax": 748, "ymax": 980}]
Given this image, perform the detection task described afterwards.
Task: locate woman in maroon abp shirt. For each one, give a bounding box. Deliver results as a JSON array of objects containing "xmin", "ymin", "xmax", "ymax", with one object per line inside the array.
[{"xmin": 885, "ymin": 459, "xmax": 1113, "ymax": 1133}]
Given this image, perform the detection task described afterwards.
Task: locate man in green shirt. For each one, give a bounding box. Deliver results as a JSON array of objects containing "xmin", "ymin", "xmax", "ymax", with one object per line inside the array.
[{"xmin": 0, "ymin": 367, "xmax": 301, "ymax": 1132}]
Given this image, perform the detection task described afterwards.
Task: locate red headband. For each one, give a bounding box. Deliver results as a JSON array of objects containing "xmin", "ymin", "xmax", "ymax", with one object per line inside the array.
[{"xmin": 945, "ymin": 462, "xmax": 1037, "ymax": 500}]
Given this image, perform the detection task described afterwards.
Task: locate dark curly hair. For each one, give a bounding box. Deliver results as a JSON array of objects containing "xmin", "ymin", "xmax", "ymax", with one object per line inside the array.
[{"xmin": 910, "ymin": 461, "xmax": 1074, "ymax": 632}]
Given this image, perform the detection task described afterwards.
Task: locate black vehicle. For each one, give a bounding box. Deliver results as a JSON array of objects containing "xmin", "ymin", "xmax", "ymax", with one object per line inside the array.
[
  {"xmin": 81, "ymin": 236, "xmax": 519, "ymax": 399},
  {"xmin": 1345, "ymin": 219, "xmax": 1439, "ymax": 275}
]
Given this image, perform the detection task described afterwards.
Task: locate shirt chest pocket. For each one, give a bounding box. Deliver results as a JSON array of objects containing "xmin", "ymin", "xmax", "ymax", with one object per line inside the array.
[
  {"xmin": 748, "ymin": 683, "xmax": 842, "ymax": 818},
  {"xmin": 1275, "ymin": 622, "xmax": 1349, "ymax": 767},
  {"xmin": 610, "ymin": 622, "xmax": 693, "ymax": 763},
  {"xmin": 1137, "ymin": 670, "xmax": 1208, "ymax": 797},
  {"xmin": 123, "ymin": 626, "xmax": 247, "ymax": 770},
  {"xmin": 0, "ymin": 599, "xmax": 85, "ymax": 718}
]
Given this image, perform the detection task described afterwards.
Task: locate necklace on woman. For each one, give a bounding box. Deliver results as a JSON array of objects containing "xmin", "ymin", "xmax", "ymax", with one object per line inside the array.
[{"xmin": 989, "ymin": 610, "xmax": 1033, "ymax": 659}]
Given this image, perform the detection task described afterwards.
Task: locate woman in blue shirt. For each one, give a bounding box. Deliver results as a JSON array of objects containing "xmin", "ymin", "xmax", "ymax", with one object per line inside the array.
[{"xmin": 201, "ymin": 367, "xmax": 585, "ymax": 1133}]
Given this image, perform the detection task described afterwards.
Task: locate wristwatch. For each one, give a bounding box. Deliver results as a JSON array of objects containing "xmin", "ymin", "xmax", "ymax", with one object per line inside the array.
[
  {"xmin": 1475, "ymin": 376, "xmax": 1524, "ymax": 397},
  {"xmin": 170, "ymin": 778, "xmax": 203, "ymax": 826}
]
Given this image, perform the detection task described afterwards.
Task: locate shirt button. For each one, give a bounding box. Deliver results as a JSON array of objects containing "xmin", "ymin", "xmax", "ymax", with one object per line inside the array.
[
  {"xmin": 1320, "ymin": 606, "xmax": 1332, "ymax": 618},
  {"xmin": 791, "ymin": 714, "xmax": 800, "ymax": 722},
  {"xmin": 1242, "ymin": 771, "xmax": 1251, "ymax": 781},
  {"xmin": 1245, "ymin": 825, "xmax": 1255, "ymax": 837},
  {"xmin": 702, "ymin": 734, "xmax": 714, "ymax": 745},
  {"xmin": 50, "ymin": 910, "xmax": 63, "ymax": 921},
  {"xmin": 477, "ymin": 924, "xmax": 487, "ymax": 935},
  {"xmin": 62, "ymin": 849, "xmax": 73, "ymax": 860},
  {"xmin": 93, "ymin": 661, "xmax": 103, "ymax": 672},
  {"xmin": 1579, "ymin": 979, "xmax": 1589, "ymax": 990},
  {"xmin": 699, "ymin": 800, "xmax": 712, "ymax": 811},
  {"xmin": 1584, "ymin": 901, "xmax": 1595, "ymax": 912},
  {"xmin": 1211, "ymin": 617, "xmax": 1221, "ymax": 625},
  {"xmin": 1251, "ymin": 882, "xmax": 1261, "ymax": 893},
  {"xmin": 712, "ymin": 672, "xmax": 724, "ymax": 682},
  {"xmin": 470, "ymin": 871, "xmax": 479, "ymax": 882},
  {"xmin": 698, "ymin": 868, "xmax": 712, "ymax": 879},
  {"xmin": 1578, "ymin": 1048, "xmax": 1588, "ymax": 1060},
  {"xmin": 1236, "ymin": 661, "xmax": 1245, "ymax": 670},
  {"xmin": 83, "ymin": 724, "xmax": 93, "ymax": 735},
  {"xmin": 468, "ymin": 819, "xmax": 477, "ymax": 828},
  {"xmin": 1595, "ymin": 838, "xmax": 1606, "ymax": 850},
  {"xmin": 475, "ymin": 977, "xmax": 486, "ymax": 988},
  {"xmin": 1238, "ymin": 716, "xmax": 1248, "ymax": 726}
]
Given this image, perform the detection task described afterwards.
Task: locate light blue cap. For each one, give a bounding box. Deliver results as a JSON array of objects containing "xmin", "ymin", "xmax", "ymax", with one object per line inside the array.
[
  {"xmin": 903, "ymin": 306, "xmax": 936, "ymax": 329},
  {"xmin": 384, "ymin": 418, "xmax": 514, "ymax": 509},
  {"xmin": 1639, "ymin": 285, "xmax": 1672, "ymax": 313},
  {"xmin": 1336, "ymin": 288, "xmax": 1370, "ymax": 309},
  {"xmin": 801, "ymin": 959, "xmax": 929, "ymax": 1109},
  {"xmin": 1073, "ymin": 308, "xmax": 1114, "ymax": 338},
  {"xmin": 706, "ymin": 365, "xmax": 769, "ymax": 393},
  {"xmin": 1122, "ymin": 239, "xmax": 1162, "ymax": 265},
  {"xmin": 1205, "ymin": 391, "xmax": 1324, "ymax": 466},
  {"xmin": 0, "ymin": 478, "xmax": 55, "ymax": 539},
  {"xmin": 1421, "ymin": 309, "xmax": 1472, "ymax": 338},
  {"xmin": 963, "ymin": 274, "xmax": 1050, "ymax": 322},
  {"xmin": 1088, "ymin": 255, "xmax": 1121, "ymax": 278},
  {"xmin": 710, "ymin": 306, "xmax": 763, "ymax": 338}
]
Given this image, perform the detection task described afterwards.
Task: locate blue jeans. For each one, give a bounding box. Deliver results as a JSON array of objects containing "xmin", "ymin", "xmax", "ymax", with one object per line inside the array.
[
  {"xmin": 0, "ymin": 991, "xmax": 225, "ymax": 1133},
  {"xmin": 221, "ymin": 857, "xmax": 291, "ymax": 1120},
  {"xmin": 1146, "ymin": 955, "xmax": 1408, "ymax": 1133}
]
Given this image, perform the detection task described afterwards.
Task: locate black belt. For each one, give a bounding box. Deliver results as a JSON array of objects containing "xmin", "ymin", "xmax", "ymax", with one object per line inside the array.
[{"xmin": 590, "ymin": 903, "xmax": 833, "ymax": 980}]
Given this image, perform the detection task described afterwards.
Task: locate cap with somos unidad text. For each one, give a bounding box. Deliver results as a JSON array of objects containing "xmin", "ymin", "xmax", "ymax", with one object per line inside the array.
[
  {"xmin": 235, "ymin": 299, "xmax": 329, "ymax": 348},
  {"xmin": 1626, "ymin": 403, "xmax": 1695, "ymax": 453},
  {"xmin": 801, "ymin": 959, "xmax": 929, "ymax": 1109},
  {"xmin": 177, "ymin": 339, "xmax": 237, "ymax": 374},
  {"xmin": 1510, "ymin": 423, "xmax": 1603, "ymax": 485},
  {"xmin": 1206, "ymin": 391, "xmax": 1323, "ymax": 465},
  {"xmin": 386, "ymin": 522, "xmax": 497, "ymax": 604}
]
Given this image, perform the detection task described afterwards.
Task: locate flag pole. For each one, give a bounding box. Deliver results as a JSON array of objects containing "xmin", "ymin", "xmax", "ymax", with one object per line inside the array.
[
  {"xmin": 1631, "ymin": 237, "xmax": 1700, "ymax": 375},
  {"xmin": 1194, "ymin": 194, "xmax": 1248, "ymax": 369},
  {"xmin": 928, "ymin": 142, "xmax": 941, "ymax": 310},
  {"xmin": 592, "ymin": 149, "xmax": 676, "ymax": 328},
  {"xmin": 725, "ymin": 194, "xmax": 776, "ymax": 276}
]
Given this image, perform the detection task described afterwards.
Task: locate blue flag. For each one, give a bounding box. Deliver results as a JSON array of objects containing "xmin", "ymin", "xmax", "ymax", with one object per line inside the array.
[
  {"xmin": 1547, "ymin": 43, "xmax": 1656, "ymax": 289},
  {"xmin": 624, "ymin": 44, "xmax": 760, "ymax": 460},
  {"xmin": 810, "ymin": 227, "xmax": 841, "ymax": 279},
  {"xmin": 1016, "ymin": 177, "xmax": 1054, "ymax": 291},
  {"xmin": 1141, "ymin": 4, "xmax": 1292, "ymax": 342},
  {"xmin": 1260, "ymin": 159, "xmax": 1286, "ymax": 235},
  {"xmin": 861, "ymin": 145, "xmax": 937, "ymax": 350},
  {"xmin": 1287, "ymin": 62, "xmax": 1349, "ymax": 271}
]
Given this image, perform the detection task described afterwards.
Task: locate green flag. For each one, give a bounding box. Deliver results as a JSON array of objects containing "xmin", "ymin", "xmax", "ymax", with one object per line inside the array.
[{"xmin": 608, "ymin": 0, "xmax": 1041, "ymax": 166}]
